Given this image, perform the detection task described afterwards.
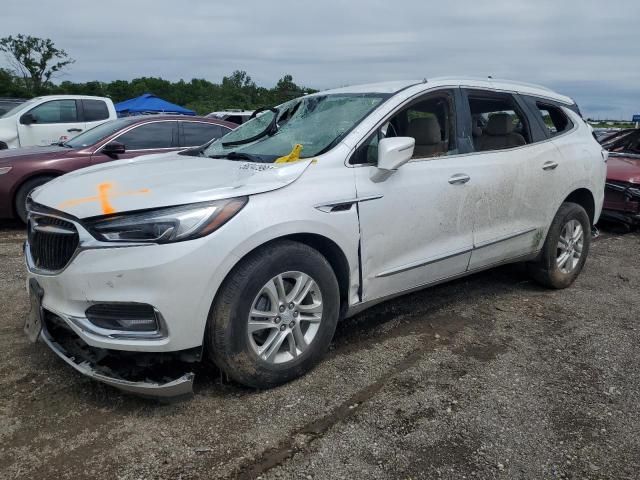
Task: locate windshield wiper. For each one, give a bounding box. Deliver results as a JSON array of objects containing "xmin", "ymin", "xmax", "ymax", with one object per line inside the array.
[{"xmin": 209, "ymin": 152, "xmax": 263, "ymax": 161}]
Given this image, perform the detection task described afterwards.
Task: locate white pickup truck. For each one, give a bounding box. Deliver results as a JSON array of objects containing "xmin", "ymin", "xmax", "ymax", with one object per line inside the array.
[{"xmin": 0, "ymin": 95, "xmax": 117, "ymax": 149}]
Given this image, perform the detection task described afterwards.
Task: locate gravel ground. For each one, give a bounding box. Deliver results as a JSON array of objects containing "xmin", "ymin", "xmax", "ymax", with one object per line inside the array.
[{"xmin": 0, "ymin": 220, "xmax": 639, "ymax": 480}]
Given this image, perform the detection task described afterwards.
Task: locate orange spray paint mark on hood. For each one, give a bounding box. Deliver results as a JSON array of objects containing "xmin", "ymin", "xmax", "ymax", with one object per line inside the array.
[
  {"xmin": 58, "ymin": 182, "xmax": 150, "ymax": 214},
  {"xmin": 98, "ymin": 182, "xmax": 115, "ymax": 214}
]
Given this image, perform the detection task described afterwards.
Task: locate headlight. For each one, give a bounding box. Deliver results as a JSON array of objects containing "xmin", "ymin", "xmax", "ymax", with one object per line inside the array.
[
  {"xmin": 85, "ymin": 197, "xmax": 248, "ymax": 243},
  {"xmin": 0, "ymin": 166, "xmax": 12, "ymax": 175}
]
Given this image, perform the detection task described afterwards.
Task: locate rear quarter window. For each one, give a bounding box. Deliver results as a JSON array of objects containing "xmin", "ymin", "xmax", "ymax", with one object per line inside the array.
[{"xmin": 533, "ymin": 101, "xmax": 574, "ymax": 137}]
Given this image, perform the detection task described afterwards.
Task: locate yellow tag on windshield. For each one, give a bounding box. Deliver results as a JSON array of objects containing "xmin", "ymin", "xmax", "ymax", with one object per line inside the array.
[{"xmin": 274, "ymin": 144, "xmax": 303, "ymax": 164}]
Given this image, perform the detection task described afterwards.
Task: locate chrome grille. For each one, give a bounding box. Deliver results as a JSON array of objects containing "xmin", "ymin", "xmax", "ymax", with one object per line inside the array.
[{"xmin": 28, "ymin": 214, "xmax": 79, "ymax": 271}]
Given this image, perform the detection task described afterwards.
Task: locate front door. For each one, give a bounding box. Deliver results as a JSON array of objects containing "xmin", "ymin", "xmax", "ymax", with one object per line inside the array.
[
  {"xmin": 353, "ymin": 89, "xmax": 475, "ymax": 302},
  {"xmin": 17, "ymin": 99, "xmax": 85, "ymax": 147}
]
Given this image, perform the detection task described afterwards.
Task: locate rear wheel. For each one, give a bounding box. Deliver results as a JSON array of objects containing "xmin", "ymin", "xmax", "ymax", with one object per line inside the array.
[
  {"xmin": 528, "ymin": 202, "xmax": 591, "ymax": 289},
  {"xmin": 206, "ymin": 240, "xmax": 340, "ymax": 388},
  {"xmin": 15, "ymin": 176, "xmax": 55, "ymax": 223}
]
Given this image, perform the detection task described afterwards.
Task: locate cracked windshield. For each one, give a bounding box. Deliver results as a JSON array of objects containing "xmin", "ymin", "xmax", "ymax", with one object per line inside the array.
[{"xmin": 203, "ymin": 93, "xmax": 389, "ymax": 163}]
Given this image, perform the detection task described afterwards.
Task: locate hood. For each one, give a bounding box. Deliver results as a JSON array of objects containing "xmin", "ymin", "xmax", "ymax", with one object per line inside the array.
[
  {"xmin": 0, "ymin": 116, "xmax": 18, "ymax": 145},
  {"xmin": 32, "ymin": 151, "xmax": 313, "ymax": 218},
  {"xmin": 0, "ymin": 145, "xmax": 70, "ymax": 162},
  {"xmin": 607, "ymin": 155, "xmax": 640, "ymax": 184}
]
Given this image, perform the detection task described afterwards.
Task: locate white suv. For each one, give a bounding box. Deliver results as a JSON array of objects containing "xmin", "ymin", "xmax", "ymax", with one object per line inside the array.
[
  {"xmin": 0, "ymin": 95, "xmax": 117, "ymax": 149},
  {"xmin": 205, "ymin": 109, "xmax": 254, "ymax": 125},
  {"xmin": 24, "ymin": 78, "xmax": 606, "ymax": 396}
]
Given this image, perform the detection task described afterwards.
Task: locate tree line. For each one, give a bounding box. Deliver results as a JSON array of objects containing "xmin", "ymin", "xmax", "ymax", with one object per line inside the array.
[{"xmin": 0, "ymin": 35, "xmax": 316, "ymax": 115}]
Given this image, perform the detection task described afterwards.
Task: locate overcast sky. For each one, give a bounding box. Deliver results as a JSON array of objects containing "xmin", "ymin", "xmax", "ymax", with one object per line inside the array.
[{"xmin": 3, "ymin": 0, "xmax": 639, "ymax": 119}]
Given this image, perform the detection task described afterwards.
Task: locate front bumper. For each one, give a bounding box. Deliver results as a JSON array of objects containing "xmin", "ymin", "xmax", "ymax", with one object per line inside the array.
[
  {"xmin": 22, "ymin": 204, "xmax": 246, "ymax": 397},
  {"xmin": 39, "ymin": 309, "xmax": 196, "ymax": 398},
  {"xmin": 40, "ymin": 328, "xmax": 194, "ymax": 398},
  {"xmin": 24, "ymin": 224, "xmax": 236, "ymax": 352},
  {"xmin": 600, "ymin": 209, "xmax": 640, "ymax": 226},
  {"xmin": 602, "ymin": 181, "xmax": 640, "ymax": 227}
]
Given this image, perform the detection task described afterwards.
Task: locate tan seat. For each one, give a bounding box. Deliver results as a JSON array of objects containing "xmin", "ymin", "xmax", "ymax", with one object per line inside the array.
[
  {"xmin": 475, "ymin": 113, "xmax": 526, "ymax": 151},
  {"xmin": 407, "ymin": 117, "xmax": 445, "ymax": 158}
]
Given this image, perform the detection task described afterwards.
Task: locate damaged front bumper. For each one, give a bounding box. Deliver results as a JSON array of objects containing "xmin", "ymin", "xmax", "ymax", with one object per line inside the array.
[
  {"xmin": 41, "ymin": 330, "xmax": 194, "ymax": 398},
  {"xmin": 39, "ymin": 310, "xmax": 197, "ymax": 399},
  {"xmin": 601, "ymin": 181, "xmax": 640, "ymax": 227}
]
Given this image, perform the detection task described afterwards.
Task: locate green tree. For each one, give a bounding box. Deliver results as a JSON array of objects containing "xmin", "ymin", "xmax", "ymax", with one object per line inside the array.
[
  {"xmin": 272, "ymin": 74, "xmax": 305, "ymax": 104},
  {"xmin": 0, "ymin": 34, "xmax": 74, "ymax": 95},
  {"xmin": 0, "ymin": 67, "xmax": 29, "ymax": 97}
]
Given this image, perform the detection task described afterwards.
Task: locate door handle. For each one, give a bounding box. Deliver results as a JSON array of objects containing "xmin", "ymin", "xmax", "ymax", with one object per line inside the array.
[
  {"xmin": 542, "ymin": 161, "xmax": 558, "ymax": 171},
  {"xmin": 67, "ymin": 128, "xmax": 82, "ymax": 133},
  {"xmin": 448, "ymin": 173, "xmax": 470, "ymax": 185}
]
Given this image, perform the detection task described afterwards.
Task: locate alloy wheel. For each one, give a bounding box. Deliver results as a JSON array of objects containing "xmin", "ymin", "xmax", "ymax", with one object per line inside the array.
[
  {"xmin": 556, "ymin": 219, "xmax": 584, "ymax": 274},
  {"xmin": 247, "ymin": 271, "xmax": 323, "ymax": 364}
]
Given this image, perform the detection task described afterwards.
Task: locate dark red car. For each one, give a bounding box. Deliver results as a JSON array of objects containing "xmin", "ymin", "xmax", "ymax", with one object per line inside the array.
[
  {"xmin": 0, "ymin": 115, "xmax": 236, "ymax": 222},
  {"xmin": 599, "ymin": 128, "xmax": 640, "ymax": 228}
]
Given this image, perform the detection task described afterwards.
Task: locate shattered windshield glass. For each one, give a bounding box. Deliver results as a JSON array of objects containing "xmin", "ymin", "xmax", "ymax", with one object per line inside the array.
[{"xmin": 203, "ymin": 93, "xmax": 389, "ymax": 163}]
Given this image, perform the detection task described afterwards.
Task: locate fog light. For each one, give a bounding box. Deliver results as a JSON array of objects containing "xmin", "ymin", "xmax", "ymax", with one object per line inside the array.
[{"xmin": 86, "ymin": 303, "xmax": 159, "ymax": 332}]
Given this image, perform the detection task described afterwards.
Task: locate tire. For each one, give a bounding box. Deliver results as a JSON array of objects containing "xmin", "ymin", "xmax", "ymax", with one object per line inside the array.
[
  {"xmin": 206, "ymin": 240, "xmax": 340, "ymax": 388},
  {"xmin": 15, "ymin": 176, "xmax": 56, "ymax": 223},
  {"xmin": 528, "ymin": 202, "xmax": 591, "ymax": 289},
  {"xmin": 0, "ymin": 142, "xmax": 7, "ymax": 150}
]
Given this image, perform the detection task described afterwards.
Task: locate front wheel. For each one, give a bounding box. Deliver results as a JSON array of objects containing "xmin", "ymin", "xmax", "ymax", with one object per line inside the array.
[
  {"xmin": 206, "ymin": 240, "xmax": 340, "ymax": 388},
  {"xmin": 15, "ymin": 176, "xmax": 56, "ymax": 223},
  {"xmin": 528, "ymin": 202, "xmax": 591, "ymax": 289}
]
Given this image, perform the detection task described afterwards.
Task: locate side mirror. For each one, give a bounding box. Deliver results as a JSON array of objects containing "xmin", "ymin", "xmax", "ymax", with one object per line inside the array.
[
  {"xmin": 102, "ymin": 141, "xmax": 126, "ymax": 157},
  {"xmin": 370, "ymin": 137, "xmax": 414, "ymax": 183},
  {"xmin": 20, "ymin": 113, "xmax": 35, "ymax": 125}
]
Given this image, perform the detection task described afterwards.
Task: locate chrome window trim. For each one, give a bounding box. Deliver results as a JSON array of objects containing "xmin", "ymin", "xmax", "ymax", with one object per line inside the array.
[{"xmin": 345, "ymin": 85, "xmax": 582, "ymax": 168}]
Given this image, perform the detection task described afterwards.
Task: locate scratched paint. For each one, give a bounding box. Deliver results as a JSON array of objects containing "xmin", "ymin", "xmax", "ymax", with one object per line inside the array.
[{"xmin": 58, "ymin": 182, "xmax": 150, "ymax": 214}]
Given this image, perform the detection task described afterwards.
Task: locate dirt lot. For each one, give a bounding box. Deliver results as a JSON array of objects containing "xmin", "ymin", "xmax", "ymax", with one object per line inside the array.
[{"xmin": 1, "ymin": 220, "xmax": 639, "ymax": 480}]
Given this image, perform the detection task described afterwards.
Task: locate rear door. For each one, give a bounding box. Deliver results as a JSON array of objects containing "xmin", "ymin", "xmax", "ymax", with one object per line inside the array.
[
  {"xmin": 17, "ymin": 99, "xmax": 84, "ymax": 146},
  {"xmin": 461, "ymin": 89, "xmax": 560, "ymax": 270},
  {"xmin": 91, "ymin": 120, "xmax": 178, "ymax": 165},
  {"xmin": 519, "ymin": 96, "xmax": 577, "ymax": 232},
  {"xmin": 179, "ymin": 121, "xmax": 231, "ymax": 148}
]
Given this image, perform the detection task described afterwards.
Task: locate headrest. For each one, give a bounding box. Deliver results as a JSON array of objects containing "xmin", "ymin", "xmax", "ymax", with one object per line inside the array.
[
  {"xmin": 485, "ymin": 113, "xmax": 515, "ymax": 136},
  {"xmin": 407, "ymin": 116, "xmax": 441, "ymax": 145},
  {"xmin": 472, "ymin": 125, "xmax": 482, "ymax": 137}
]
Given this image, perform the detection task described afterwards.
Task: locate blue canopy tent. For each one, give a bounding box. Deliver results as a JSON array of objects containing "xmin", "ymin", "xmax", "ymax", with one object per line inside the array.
[{"xmin": 115, "ymin": 93, "xmax": 196, "ymax": 116}]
